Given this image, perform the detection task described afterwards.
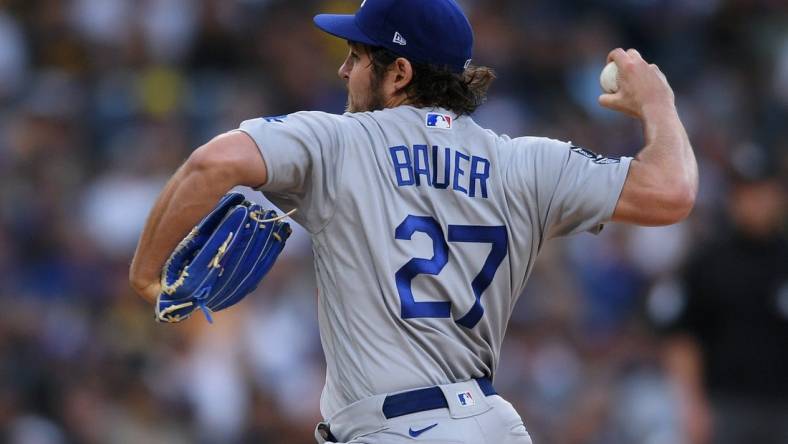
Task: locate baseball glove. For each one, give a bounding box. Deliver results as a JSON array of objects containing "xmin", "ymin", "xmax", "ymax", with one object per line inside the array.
[{"xmin": 155, "ymin": 193, "xmax": 292, "ymax": 323}]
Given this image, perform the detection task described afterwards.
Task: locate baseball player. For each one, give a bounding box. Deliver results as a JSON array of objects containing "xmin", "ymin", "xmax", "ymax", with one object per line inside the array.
[{"xmin": 129, "ymin": 0, "xmax": 697, "ymax": 442}]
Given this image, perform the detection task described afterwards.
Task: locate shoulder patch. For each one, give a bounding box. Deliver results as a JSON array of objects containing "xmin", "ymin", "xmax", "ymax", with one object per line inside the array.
[
  {"xmin": 426, "ymin": 113, "xmax": 452, "ymax": 130},
  {"xmin": 263, "ymin": 115, "xmax": 288, "ymax": 123},
  {"xmin": 570, "ymin": 145, "xmax": 620, "ymax": 164}
]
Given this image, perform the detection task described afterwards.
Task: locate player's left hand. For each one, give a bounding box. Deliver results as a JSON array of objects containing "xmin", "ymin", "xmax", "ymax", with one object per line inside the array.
[{"xmin": 155, "ymin": 193, "xmax": 292, "ymax": 324}]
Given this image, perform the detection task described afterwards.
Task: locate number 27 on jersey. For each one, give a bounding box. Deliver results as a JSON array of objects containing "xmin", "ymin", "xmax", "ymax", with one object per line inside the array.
[{"xmin": 393, "ymin": 215, "xmax": 508, "ymax": 329}]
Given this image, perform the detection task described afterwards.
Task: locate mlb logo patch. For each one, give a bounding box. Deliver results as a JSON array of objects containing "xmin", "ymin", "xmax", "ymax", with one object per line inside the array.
[
  {"xmin": 457, "ymin": 391, "xmax": 475, "ymax": 407},
  {"xmin": 426, "ymin": 113, "xmax": 452, "ymax": 129}
]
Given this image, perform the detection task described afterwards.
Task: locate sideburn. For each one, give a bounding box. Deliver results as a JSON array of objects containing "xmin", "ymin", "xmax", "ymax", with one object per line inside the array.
[{"xmin": 366, "ymin": 65, "xmax": 388, "ymax": 112}]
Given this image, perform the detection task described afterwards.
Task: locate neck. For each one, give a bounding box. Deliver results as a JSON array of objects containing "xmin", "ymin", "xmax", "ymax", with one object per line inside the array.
[{"xmin": 385, "ymin": 93, "xmax": 411, "ymax": 109}]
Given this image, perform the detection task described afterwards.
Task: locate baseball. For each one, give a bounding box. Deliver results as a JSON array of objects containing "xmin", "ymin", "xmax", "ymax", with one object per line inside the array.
[{"xmin": 600, "ymin": 61, "xmax": 619, "ymax": 93}]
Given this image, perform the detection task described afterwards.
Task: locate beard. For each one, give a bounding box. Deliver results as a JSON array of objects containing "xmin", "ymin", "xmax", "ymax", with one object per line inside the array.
[{"xmin": 345, "ymin": 76, "xmax": 387, "ymax": 113}]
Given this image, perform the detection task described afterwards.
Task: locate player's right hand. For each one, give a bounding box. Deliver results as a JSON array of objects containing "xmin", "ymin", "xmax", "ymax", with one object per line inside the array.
[{"xmin": 598, "ymin": 48, "xmax": 676, "ymax": 119}]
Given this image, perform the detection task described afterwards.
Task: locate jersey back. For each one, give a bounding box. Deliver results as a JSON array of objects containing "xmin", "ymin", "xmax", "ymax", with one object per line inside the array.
[{"xmin": 238, "ymin": 106, "xmax": 631, "ymax": 417}]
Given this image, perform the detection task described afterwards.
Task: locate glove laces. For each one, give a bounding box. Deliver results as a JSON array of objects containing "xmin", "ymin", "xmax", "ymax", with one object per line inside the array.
[{"xmin": 194, "ymin": 286, "xmax": 214, "ymax": 324}]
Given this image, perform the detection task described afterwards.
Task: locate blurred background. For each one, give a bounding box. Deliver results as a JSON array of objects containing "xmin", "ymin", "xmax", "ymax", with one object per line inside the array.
[{"xmin": 0, "ymin": 0, "xmax": 786, "ymax": 443}]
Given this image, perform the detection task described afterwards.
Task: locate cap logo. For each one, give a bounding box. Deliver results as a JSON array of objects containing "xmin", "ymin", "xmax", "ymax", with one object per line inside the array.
[
  {"xmin": 393, "ymin": 32, "xmax": 407, "ymax": 46},
  {"xmin": 360, "ymin": 0, "xmax": 367, "ymax": 7},
  {"xmin": 464, "ymin": 59, "xmax": 472, "ymax": 69}
]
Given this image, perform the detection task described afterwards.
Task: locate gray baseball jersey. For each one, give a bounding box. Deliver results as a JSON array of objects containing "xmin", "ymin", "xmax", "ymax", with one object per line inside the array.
[{"xmin": 238, "ymin": 105, "xmax": 632, "ymax": 418}]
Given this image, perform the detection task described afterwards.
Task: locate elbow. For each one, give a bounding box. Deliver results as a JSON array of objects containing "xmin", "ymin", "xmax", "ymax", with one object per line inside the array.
[
  {"xmin": 661, "ymin": 181, "xmax": 697, "ymax": 224},
  {"xmin": 616, "ymin": 158, "xmax": 698, "ymax": 226}
]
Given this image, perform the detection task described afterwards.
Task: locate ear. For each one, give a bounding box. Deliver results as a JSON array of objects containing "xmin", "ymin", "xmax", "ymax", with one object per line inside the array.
[{"xmin": 390, "ymin": 57, "xmax": 414, "ymax": 93}]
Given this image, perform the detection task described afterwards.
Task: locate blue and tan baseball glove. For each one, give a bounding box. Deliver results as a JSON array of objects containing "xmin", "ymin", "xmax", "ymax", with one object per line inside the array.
[{"xmin": 155, "ymin": 193, "xmax": 293, "ymax": 323}]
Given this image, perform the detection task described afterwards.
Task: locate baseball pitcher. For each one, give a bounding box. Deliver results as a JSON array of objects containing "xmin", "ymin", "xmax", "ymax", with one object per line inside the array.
[{"xmin": 130, "ymin": 0, "xmax": 697, "ymax": 442}]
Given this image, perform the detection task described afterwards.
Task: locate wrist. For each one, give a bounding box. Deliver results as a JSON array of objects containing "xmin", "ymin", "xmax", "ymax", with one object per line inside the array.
[
  {"xmin": 130, "ymin": 276, "xmax": 162, "ymax": 304},
  {"xmin": 640, "ymin": 100, "xmax": 678, "ymax": 121}
]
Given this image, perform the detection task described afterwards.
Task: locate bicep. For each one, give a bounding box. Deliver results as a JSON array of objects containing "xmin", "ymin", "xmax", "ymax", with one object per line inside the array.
[
  {"xmin": 190, "ymin": 131, "xmax": 268, "ymax": 189},
  {"xmin": 230, "ymin": 131, "xmax": 269, "ymax": 188}
]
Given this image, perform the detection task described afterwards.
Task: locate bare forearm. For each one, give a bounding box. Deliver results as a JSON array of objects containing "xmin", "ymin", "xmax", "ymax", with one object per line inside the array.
[
  {"xmin": 602, "ymin": 48, "xmax": 699, "ymax": 225},
  {"xmin": 639, "ymin": 103, "xmax": 698, "ymax": 199},
  {"xmin": 129, "ymin": 132, "xmax": 267, "ymax": 302},
  {"xmin": 129, "ymin": 161, "xmax": 235, "ymax": 301},
  {"xmin": 613, "ymin": 108, "xmax": 697, "ymax": 225}
]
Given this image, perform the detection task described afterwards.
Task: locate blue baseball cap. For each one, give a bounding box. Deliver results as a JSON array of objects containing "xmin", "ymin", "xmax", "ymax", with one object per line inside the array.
[{"xmin": 314, "ymin": 0, "xmax": 474, "ymax": 73}]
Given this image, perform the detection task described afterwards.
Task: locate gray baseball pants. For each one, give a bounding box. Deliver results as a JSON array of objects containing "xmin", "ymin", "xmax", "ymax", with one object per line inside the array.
[{"xmin": 315, "ymin": 379, "xmax": 533, "ymax": 443}]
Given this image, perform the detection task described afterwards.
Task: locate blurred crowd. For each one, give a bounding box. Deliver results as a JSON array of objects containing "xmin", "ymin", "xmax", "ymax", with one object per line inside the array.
[{"xmin": 0, "ymin": 0, "xmax": 786, "ymax": 443}]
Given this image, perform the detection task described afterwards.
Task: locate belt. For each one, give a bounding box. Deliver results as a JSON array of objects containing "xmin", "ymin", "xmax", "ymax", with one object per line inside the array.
[{"xmin": 381, "ymin": 377, "xmax": 496, "ymax": 419}]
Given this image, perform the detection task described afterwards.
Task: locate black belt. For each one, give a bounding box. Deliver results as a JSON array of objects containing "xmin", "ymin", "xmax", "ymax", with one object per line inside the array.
[{"xmin": 381, "ymin": 377, "xmax": 496, "ymax": 419}]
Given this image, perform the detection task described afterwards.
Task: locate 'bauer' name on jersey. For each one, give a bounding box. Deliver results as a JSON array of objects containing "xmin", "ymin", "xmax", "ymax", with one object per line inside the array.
[{"xmin": 389, "ymin": 145, "xmax": 490, "ymax": 199}]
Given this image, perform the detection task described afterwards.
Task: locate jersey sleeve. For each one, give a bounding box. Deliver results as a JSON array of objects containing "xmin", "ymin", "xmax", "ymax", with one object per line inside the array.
[
  {"xmin": 236, "ymin": 111, "xmax": 346, "ymax": 234},
  {"xmin": 508, "ymin": 137, "xmax": 632, "ymax": 239}
]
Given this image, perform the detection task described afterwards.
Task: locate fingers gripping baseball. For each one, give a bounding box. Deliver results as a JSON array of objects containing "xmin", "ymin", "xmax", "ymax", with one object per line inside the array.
[{"xmin": 598, "ymin": 48, "xmax": 675, "ymax": 118}]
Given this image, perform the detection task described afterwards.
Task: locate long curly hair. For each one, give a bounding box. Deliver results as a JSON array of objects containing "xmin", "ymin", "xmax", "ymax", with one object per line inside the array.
[{"xmin": 362, "ymin": 44, "xmax": 496, "ymax": 116}]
